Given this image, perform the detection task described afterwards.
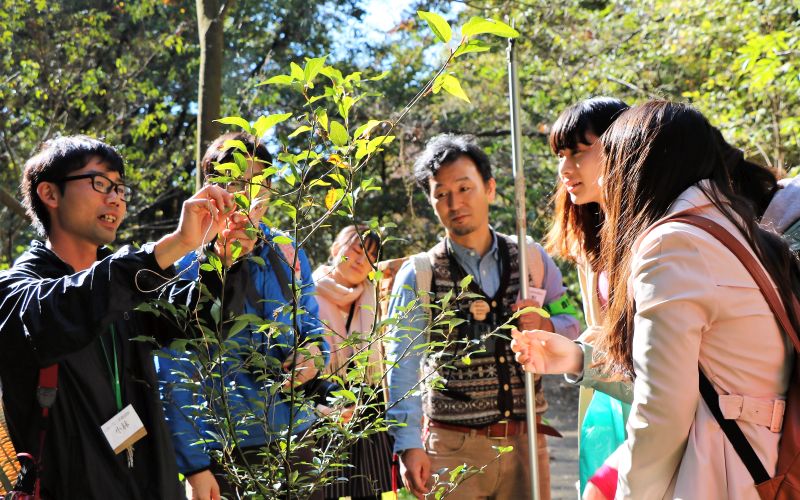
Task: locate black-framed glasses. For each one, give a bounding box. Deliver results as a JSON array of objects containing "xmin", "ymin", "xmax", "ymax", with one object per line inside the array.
[{"xmin": 58, "ymin": 173, "xmax": 134, "ymax": 202}]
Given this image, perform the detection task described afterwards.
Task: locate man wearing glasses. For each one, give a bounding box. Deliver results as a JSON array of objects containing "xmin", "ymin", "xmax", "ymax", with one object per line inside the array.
[{"xmin": 0, "ymin": 135, "xmax": 244, "ymax": 498}]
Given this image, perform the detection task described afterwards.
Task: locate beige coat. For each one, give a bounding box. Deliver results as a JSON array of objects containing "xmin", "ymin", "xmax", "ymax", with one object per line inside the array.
[
  {"xmin": 616, "ymin": 183, "xmax": 793, "ymax": 499},
  {"xmin": 577, "ymin": 262, "xmax": 604, "ymax": 333}
]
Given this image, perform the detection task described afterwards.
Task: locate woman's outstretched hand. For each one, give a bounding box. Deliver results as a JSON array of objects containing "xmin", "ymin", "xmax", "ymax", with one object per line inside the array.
[{"xmin": 510, "ymin": 328, "xmax": 584, "ymax": 375}]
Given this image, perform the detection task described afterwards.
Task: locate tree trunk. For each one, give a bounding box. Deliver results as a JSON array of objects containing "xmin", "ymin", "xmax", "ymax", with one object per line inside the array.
[{"xmin": 195, "ymin": 0, "xmax": 229, "ymax": 190}]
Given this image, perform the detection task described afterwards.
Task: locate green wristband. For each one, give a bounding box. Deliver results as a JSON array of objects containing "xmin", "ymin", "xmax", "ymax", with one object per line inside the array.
[{"xmin": 544, "ymin": 295, "xmax": 578, "ymax": 317}]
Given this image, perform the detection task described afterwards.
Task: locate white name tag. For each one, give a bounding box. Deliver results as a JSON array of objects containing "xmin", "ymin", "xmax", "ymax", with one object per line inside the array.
[
  {"xmin": 101, "ymin": 404, "xmax": 147, "ymax": 454},
  {"xmin": 528, "ymin": 287, "xmax": 547, "ymax": 308}
]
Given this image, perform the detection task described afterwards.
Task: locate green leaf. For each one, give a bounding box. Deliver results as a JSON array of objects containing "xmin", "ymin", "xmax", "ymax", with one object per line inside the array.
[
  {"xmin": 290, "ymin": 62, "xmax": 305, "ymax": 81},
  {"xmin": 229, "ymin": 319, "xmax": 249, "ymax": 338},
  {"xmin": 233, "ymin": 152, "xmax": 249, "ymax": 176},
  {"xmin": 207, "ymin": 252, "xmax": 223, "ymax": 274},
  {"xmin": 511, "ymin": 306, "xmax": 550, "ymax": 320},
  {"xmin": 213, "ymin": 161, "xmax": 240, "ymax": 177},
  {"xmin": 461, "ymin": 355, "xmax": 472, "ymax": 366},
  {"xmin": 461, "ymin": 17, "xmax": 520, "ymax": 38},
  {"xmin": 354, "ymin": 119, "xmax": 381, "ymax": 139},
  {"xmin": 448, "ymin": 464, "xmax": 465, "ymax": 482},
  {"xmin": 253, "ymin": 113, "xmax": 292, "ymax": 138},
  {"xmin": 259, "ymin": 74, "xmax": 293, "ymax": 86},
  {"xmin": 223, "ymin": 139, "xmax": 247, "ymax": 153},
  {"xmin": 433, "ymin": 74, "xmax": 471, "ymax": 103},
  {"xmin": 366, "ymin": 135, "xmax": 395, "ymax": 154},
  {"xmin": 233, "ymin": 192, "xmax": 250, "ymax": 211},
  {"xmin": 272, "ymin": 235, "xmax": 293, "ymax": 245},
  {"xmin": 368, "ymin": 70, "xmax": 390, "ymax": 81},
  {"xmin": 338, "ymin": 95, "xmax": 355, "ymax": 121},
  {"xmin": 320, "ymin": 66, "xmax": 344, "ymax": 84},
  {"xmin": 288, "ymin": 125, "xmax": 312, "ymax": 138},
  {"xmin": 459, "ymin": 274, "xmax": 473, "ymax": 289},
  {"xmin": 215, "ymin": 116, "xmax": 251, "ymax": 132},
  {"xmin": 331, "ymin": 389, "xmax": 358, "ymax": 404},
  {"xmin": 329, "ymin": 120, "xmax": 349, "ymax": 147},
  {"xmin": 316, "ymin": 109, "xmax": 329, "ymax": 131},
  {"xmin": 327, "ymin": 173, "xmax": 347, "ymax": 188},
  {"xmin": 418, "ymin": 11, "xmax": 452, "ymax": 43},
  {"xmin": 453, "ymin": 39, "xmax": 491, "ymax": 58},
  {"xmin": 304, "ymin": 55, "xmax": 328, "ymax": 83}
]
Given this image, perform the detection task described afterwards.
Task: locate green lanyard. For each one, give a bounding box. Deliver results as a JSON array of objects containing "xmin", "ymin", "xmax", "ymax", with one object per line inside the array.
[{"xmin": 99, "ymin": 324, "xmax": 123, "ymax": 412}]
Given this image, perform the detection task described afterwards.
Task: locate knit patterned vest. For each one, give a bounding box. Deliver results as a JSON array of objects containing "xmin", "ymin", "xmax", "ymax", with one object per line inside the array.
[{"xmin": 421, "ymin": 232, "xmax": 546, "ymax": 426}]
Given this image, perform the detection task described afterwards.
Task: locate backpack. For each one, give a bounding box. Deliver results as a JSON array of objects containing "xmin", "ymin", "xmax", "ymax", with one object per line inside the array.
[{"xmin": 660, "ymin": 214, "xmax": 800, "ymax": 499}]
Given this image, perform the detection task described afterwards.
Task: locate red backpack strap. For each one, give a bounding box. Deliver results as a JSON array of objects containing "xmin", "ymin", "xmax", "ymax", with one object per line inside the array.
[
  {"xmin": 660, "ymin": 214, "xmax": 800, "ymax": 351},
  {"xmin": 34, "ymin": 364, "xmax": 58, "ymax": 498},
  {"xmin": 654, "ymin": 214, "xmax": 800, "ymax": 489}
]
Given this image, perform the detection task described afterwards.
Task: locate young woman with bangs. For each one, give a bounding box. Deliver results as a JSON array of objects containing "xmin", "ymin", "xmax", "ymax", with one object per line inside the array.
[
  {"xmin": 514, "ymin": 101, "xmax": 796, "ymax": 498},
  {"xmin": 544, "ymin": 97, "xmax": 630, "ymax": 499}
]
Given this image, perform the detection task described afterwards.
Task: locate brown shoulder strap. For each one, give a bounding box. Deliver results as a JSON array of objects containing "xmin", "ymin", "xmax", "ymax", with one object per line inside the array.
[{"xmin": 654, "ymin": 214, "xmax": 800, "ymax": 353}]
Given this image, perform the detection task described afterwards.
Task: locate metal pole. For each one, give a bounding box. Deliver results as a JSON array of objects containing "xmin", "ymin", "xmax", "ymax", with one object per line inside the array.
[{"xmin": 507, "ymin": 37, "xmax": 541, "ymax": 500}]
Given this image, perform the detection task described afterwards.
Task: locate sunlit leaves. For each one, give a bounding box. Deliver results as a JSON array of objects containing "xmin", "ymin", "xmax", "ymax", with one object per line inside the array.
[
  {"xmin": 215, "ymin": 116, "xmax": 251, "ymax": 132},
  {"xmin": 272, "ymin": 235, "xmax": 293, "ymax": 245},
  {"xmin": 454, "ymin": 39, "xmax": 491, "ymax": 58},
  {"xmin": 253, "ymin": 113, "xmax": 292, "ymax": 138},
  {"xmin": 288, "ymin": 125, "xmax": 312, "ymax": 138},
  {"xmin": 328, "ymin": 120, "xmax": 349, "ymax": 147},
  {"xmin": 260, "ymin": 74, "xmax": 293, "ymax": 86},
  {"xmin": 222, "ymin": 139, "xmax": 247, "ymax": 153},
  {"xmin": 324, "ymin": 188, "xmax": 340, "ymax": 210},
  {"xmin": 418, "ymin": 11, "xmax": 452, "ymax": 43},
  {"xmin": 354, "ymin": 119, "xmax": 381, "ymax": 139},
  {"xmin": 304, "ymin": 55, "xmax": 328, "ymax": 83},
  {"xmin": 461, "ymin": 17, "xmax": 519, "ymax": 38},
  {"xmin": 433, "ymin": 74, "xmax": 470, "ymax": 103},
  {"xmin": 354, "ymin": 135, "xmax": 395, "ymax": 160}
]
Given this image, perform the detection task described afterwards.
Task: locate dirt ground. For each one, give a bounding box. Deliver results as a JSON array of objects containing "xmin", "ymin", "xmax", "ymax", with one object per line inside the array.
[{"xmin": 542, "ymin": 374, "xmax": 580, "ymax": 500}]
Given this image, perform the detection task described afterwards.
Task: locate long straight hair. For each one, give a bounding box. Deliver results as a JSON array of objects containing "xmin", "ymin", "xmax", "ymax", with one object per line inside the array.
[
  {"xmin": 545, "ymin": 97, "xmax": 629, "ymax": 268},
  {"xmin": 595, "ymin": 100, "xmax": 798, "ymax": 376}
]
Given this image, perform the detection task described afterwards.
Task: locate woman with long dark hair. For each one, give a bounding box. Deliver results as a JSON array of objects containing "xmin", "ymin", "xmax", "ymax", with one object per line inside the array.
[
  {"xmin": 515, "ymin": 101, "xmax": 797, "ymax": 498},
  {"xmin": 545, "ymin": 97, "xmax": 629, "ymax": 498}
]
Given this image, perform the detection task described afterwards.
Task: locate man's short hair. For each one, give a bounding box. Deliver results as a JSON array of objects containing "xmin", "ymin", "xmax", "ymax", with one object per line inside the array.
[
  {"xmin": 22, "ymin": 135, "xmax": 124, "ymax": 236},
  {"xmin": 201, "ymin": 132, "xmax": 273, "ymax": 180},
  {"xmin": 413, "ymin": 134, "xmax": 492, "ymax": 192}
]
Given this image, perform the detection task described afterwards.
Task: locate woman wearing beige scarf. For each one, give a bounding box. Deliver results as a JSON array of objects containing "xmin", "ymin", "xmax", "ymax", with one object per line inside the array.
[{"xmin": 313, "ymin": 225, "xmax": 393, "ymax": 500}]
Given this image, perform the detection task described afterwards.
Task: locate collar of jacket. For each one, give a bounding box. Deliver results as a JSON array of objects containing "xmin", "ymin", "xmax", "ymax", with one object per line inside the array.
[{"xmin": 14, "ymin": 240, "xmax": 113, "ymax": 277}]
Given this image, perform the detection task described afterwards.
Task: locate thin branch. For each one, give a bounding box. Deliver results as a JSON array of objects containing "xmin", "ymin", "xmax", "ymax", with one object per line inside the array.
[{"xmin": 0, "ymin": 186, "xmax": 28, "ymax": 220}]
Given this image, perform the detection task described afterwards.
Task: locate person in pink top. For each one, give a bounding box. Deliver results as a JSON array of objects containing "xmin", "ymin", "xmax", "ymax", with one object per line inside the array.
[{"xmin": 313, "ymin": 225, "xmax": 393, "ymax": 500}]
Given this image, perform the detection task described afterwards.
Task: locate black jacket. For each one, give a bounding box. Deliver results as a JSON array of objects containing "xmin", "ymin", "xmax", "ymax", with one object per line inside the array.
[{"xmin": 0, "ymin": 241, "xmax": 204, "ymax": 499}]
